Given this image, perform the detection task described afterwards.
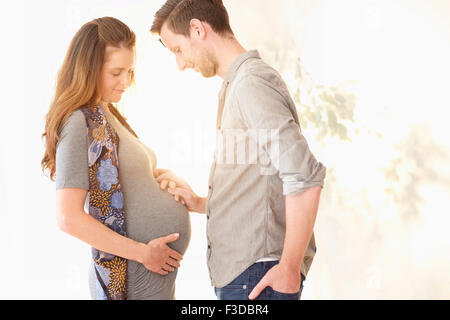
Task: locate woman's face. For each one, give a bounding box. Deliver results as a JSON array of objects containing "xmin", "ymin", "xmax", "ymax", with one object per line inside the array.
[{"xmin": 98, "ymin": 45, "xmax": 135, "ymax": 104}]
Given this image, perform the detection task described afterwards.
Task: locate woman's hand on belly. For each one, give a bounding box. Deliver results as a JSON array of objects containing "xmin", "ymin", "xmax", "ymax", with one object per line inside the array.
[{"xmin": 142, "ymin": 233, "xmax": 183, "ymax": 275}]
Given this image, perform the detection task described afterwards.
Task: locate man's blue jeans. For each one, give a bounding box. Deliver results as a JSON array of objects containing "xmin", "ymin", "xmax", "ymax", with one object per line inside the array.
[{"xmin": 214, "ymin": 261, "xmax": 305, "ymax": 300}]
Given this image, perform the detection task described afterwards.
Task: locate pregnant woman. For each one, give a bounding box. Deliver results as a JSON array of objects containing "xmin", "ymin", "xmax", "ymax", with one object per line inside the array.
[{"xmin": 41, "ymin": 17, "xmax": 190, "ymax": 300}]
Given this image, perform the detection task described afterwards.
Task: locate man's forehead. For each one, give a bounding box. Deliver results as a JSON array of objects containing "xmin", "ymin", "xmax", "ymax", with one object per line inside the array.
[
  {"xmin": 159, "ymin": 36, "xmax": 175, "ymax": 52},
  {"xmin": 159, "ymin": 24, "xmax": 185, "ymax": 50}
]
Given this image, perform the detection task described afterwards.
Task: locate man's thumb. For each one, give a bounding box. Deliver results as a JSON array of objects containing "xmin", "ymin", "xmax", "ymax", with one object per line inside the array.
[
  {"xmin": 168, "ymin": 187, "xmax": 182, "ymax": 195},
  {"xmin": 168, "ymin": 187, "xmax": 190, "ymax": 201}
]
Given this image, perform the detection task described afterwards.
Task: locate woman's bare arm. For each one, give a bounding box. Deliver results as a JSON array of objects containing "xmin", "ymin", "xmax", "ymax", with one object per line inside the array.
[{"xmin": 56, "ymin": 188, "xmax": 183, "ymax": 275}]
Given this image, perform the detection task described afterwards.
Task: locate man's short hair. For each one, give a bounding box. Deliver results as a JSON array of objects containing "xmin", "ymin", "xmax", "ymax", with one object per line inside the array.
[{"xmin": 150, "ymin": 0, "xmax": 233, "ymax": 37}]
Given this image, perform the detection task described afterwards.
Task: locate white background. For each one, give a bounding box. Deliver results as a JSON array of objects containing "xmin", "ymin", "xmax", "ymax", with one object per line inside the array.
[{"xmin": 1, "ymin": 0, "xmax": 450, "ymax": 299}]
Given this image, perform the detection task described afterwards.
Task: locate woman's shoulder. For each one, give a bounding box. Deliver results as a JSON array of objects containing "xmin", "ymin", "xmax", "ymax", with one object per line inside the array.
[
  {"xmin": 58, "ymin": 109, "xmax": 88, "ymax": 143},
  {"xmin": 68, "ymin": 108, "xmax": 87, "ymax": 123},
  {"xmin": 63, "ymin": 109, "xmax": 88, "ymax": 129}
]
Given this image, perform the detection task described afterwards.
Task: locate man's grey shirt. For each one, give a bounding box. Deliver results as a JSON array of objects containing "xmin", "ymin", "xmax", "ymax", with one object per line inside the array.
[{"xmin": 205, "ymin": 50, "xmax": 327, "ymax": 288}]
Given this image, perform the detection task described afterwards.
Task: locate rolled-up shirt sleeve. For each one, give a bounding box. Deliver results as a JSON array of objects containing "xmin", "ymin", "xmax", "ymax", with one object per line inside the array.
[{"xmin": 234, "ymin": 75, "xmax": 326, "ymax": 196}]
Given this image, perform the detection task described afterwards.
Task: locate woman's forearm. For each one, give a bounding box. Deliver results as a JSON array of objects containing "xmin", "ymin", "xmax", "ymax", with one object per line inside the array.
[{"xmin": 60, "ymin": 210, "xmax": 146, "ymax": 263}]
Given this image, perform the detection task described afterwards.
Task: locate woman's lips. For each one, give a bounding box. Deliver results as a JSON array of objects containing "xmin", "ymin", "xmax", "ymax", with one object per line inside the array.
[{"xmin": 114, "ymin": 89, "xmax": 125, "ymax": 94}]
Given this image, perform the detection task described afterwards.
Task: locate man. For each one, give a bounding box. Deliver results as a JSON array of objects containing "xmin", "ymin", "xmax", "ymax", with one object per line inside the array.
[{"xmin": 150, "ymin": 0, "xmax": 326, "ymax": 300}]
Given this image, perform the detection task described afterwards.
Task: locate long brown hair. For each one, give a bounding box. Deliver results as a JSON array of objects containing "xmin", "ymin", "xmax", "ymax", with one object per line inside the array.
[{"xmin": 42, "ymin": 17, "xmax": 138, "ymax": 181}]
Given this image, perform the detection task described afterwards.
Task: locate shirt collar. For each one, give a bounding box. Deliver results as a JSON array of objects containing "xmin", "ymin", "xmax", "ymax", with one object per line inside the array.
[{"xmin": 223, "ymin": 50, "xmax": 261, "ymax": 84}]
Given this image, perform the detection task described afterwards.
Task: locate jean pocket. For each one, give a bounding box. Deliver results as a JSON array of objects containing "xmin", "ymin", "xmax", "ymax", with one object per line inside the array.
[
  {"xmin": 215, "ymin": 284, "xmax": 248, "ymax": 300},
  {"xmin": 271, "ymin": 288, "xmax": 300, "ymax": 300}
]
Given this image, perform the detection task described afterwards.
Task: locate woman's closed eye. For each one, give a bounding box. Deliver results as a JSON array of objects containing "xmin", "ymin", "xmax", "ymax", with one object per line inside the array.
[{"xmin": 112, "ymin": 70, "xmax": 133, "ymax": 77}]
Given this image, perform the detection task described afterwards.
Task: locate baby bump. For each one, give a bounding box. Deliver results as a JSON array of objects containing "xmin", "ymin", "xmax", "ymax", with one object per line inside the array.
[
  {"xmin": 124, "ymin": 185, "xmax": 191, "ymax": 256},
  {"xmin": 123, "ymin": 187, "xmax": 191, "ymax": 299}
]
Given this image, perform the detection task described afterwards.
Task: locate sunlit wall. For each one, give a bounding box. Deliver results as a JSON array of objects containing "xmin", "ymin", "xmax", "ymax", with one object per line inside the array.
[{"xmin": 1, "ymin": 0, "xmax": 449, "ymax": 299}]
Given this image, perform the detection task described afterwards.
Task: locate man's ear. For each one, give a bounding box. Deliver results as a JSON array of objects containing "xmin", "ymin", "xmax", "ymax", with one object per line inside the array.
[{"xmin": 189, "ymin": 18, "xmax": 207, "ymax": 39}]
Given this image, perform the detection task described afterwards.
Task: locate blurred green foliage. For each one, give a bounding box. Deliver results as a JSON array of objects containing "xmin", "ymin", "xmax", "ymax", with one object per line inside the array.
[{"xmin": 262, "ymin": 47, "xmax": 357, "ymax": 142}]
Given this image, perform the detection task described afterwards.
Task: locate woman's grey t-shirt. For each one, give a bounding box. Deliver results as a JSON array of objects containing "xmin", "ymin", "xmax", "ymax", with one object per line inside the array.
[{"xmin": 55, "ymin": 109, "xmax": 191, "ymax": 300}]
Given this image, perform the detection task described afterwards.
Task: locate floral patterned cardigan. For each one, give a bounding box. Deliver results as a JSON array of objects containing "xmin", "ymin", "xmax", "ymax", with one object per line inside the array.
[{"xmin": 80, "ymin": 105, "xmax": 127, "ymax": 300}]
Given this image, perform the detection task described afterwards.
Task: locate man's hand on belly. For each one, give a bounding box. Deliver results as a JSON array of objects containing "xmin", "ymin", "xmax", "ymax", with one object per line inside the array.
[{"xmin": 153, "ymin": 168, "xmax": 206, "ymax": 213}]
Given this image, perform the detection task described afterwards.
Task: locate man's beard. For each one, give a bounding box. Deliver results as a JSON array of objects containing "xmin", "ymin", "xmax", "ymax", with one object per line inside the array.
[{"xmin": 194, "ymin": 48, "xmax": 217, "ymax": 78}]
